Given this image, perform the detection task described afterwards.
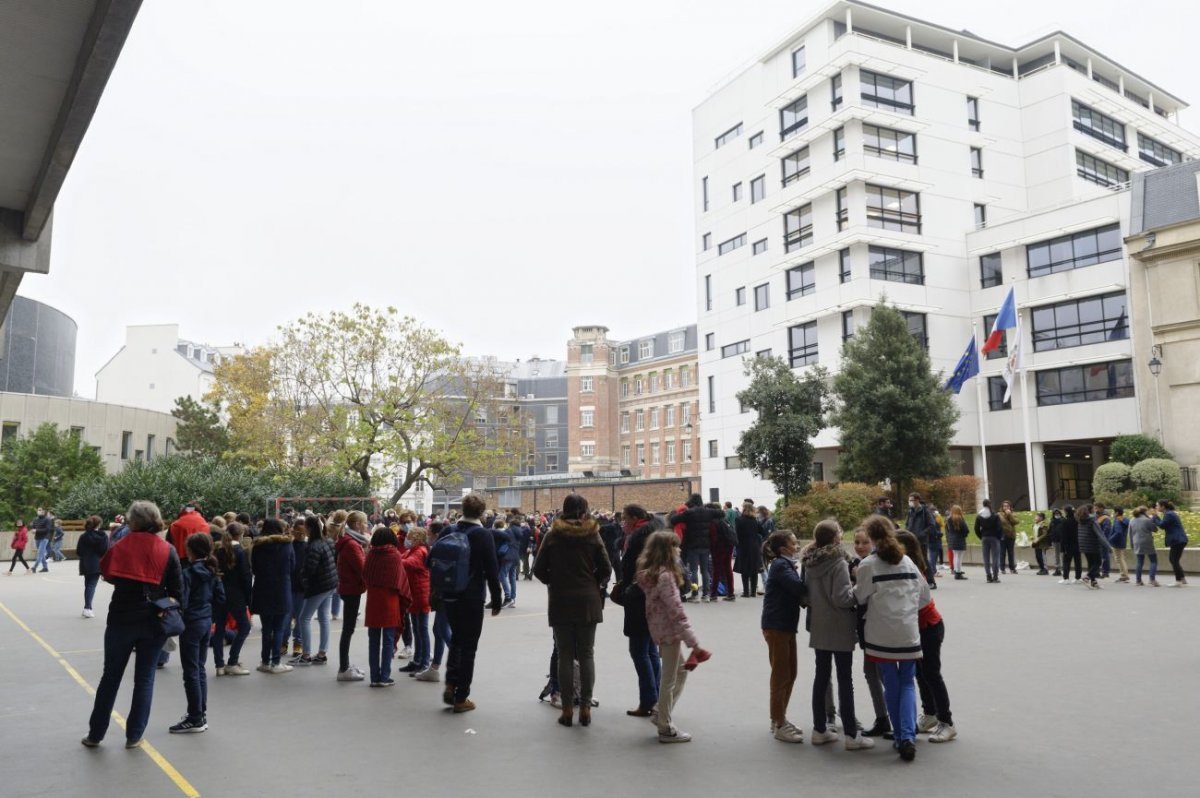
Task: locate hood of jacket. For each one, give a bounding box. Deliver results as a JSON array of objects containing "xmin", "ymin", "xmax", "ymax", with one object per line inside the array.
[
  {"xmin": 550, "ymin": 518, "xmax": 601, "ymax": 538},
  {"xmin": 978, "ymin": 507, "xmax": 993, "ymax": 519},
  {"xmin": 185, "ymin": 560, "xmax": 215, "ymax": 584},
  {"xmin": 800, "ymin": 542, "xmax": 849, "ymax": 576},
  {"xmin": 253, "ymin": 534, "xmax": 293, "ymax": 548}
]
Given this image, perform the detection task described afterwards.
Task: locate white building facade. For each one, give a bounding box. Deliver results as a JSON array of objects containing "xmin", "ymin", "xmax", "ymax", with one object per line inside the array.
[
  {"xmin": 95, "ymin": 324, "xmax": 244, "ymax": 415},
  {"xmin": 695, "ymin": 0, "xmax": 1200, "ymax": 509}
]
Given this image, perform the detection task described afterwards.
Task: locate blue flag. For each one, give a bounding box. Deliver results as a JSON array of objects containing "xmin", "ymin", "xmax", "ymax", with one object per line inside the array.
[{"xmin": 943, "ymin": 335, "xmax": 979, "ymax": 394}]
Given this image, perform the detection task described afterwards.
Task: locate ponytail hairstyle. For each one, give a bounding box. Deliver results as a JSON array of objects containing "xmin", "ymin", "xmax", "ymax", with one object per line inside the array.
[
  {"xmin": 326, "ymin": 509, "xmax": 349, "ymax": 539},
  {"xmin": 218, "ymin": 522, "xmax": 244, "ymax": 571},
  {"xmin": 762, "ymin": 530, "xmax": 796, "ymax": 567},
  {"xmin": 863, "ymin": 515, "xmax": 903, "ymax": 565},
  {"xmin": 186, "ymin": 531, "xmax": 221, "ymax": 577},
  {"xmin": 636, "ymin": 530, "xmax": 684, "ymax": 587},
  {"xmin": 894, "ymin": 530, "xmax": 928, "ymax": 578},
  {"xmin": 813, "ymin": 519, "xmax": 842, "ymax": 547}
]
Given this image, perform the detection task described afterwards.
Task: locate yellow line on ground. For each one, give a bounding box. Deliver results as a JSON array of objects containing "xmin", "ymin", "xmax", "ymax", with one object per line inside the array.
[
  {"xmin": 0, "ymin": 601, "xmax": 201, "ymax": 798},
  {"xmin": 58, "ymin": 648, "xmax": 104, "ymax": 655}
]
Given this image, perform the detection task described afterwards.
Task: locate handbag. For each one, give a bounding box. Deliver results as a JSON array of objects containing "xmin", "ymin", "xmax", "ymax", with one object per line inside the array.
[{"xmin": 146, "ymin": 590, "xmax": 185, "ymax": 637}]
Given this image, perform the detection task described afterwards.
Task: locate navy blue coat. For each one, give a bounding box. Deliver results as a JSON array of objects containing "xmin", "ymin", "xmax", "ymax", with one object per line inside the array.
[
  {"xmin": 76, "ymin": 528, "xmax": 109, "ymax": 576},
  {"xmin": 250, "ymin": 535, "xmax": 295, "ymax": 616},
  {"xmin": 761, "ymin": 557, "xmax": 806, "ymax": 633},
  {"xmin": 181, "ymin": 561, "xmax": 226, "ymax": 624}
]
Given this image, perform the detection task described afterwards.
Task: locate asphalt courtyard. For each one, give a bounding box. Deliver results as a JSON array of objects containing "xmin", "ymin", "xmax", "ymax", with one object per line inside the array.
[{"xmin": 2, "ymin": 562, "xmax": 1196, "ymax": 798}]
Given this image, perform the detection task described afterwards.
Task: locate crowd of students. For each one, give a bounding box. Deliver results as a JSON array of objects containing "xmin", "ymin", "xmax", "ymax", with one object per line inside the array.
[{"xmin": 68, "ymin": 489, "xmax": 1187, "ymax": 758}]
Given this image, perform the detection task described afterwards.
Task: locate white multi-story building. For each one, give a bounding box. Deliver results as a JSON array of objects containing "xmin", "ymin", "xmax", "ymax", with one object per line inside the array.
[
  {"xmin": 95, "ymin": 324, "xmax": 244, "ymax": 415},
  {"xmin": 695, "ymin": 0, "xmax": 1200, "ymax": 509}
]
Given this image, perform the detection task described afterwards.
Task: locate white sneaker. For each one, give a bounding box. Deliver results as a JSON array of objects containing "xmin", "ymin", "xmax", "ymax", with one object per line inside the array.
[
  {"xmin": 845, "ymin": 733, "xmax": 876, "ymax": 750},
  {"xmin": 337, "ymin": 668, "xmax": 365, "ymax": 682},
  {"xmin": 224, "ymin": 664, "xmax": 250, "ymax": 676},
  {"xmin": 214, "ymin": 665, "xmax": 226, "ymax": 676},
  {"xmin": 81, "ymin": 608, "xmax": 94, "ymax": 618},
  {"xmin": 929, "ymin": 722, "xmax": 957, "ymax": 743},
  {"xmin": 917, "ymin": 714, "xmax": 939, "ymax": 733},
  {"xmin": 658, "ymin": 728, "xmax": 692, "ymax": 743},
  {"xmin": 397, "ymin": 646, "xmax": 413, "ymax": 660},
  {"xmin": 268, "ymin": 663, "xmax": 293, "ymax": 674},
  {"xmin": 414, "ymin": 667, "xmax": 441, "ymax": 682},
  {"xmin": 256, "ymin": 663, "xmax": 271, "ymax": 673},
  {"xmin": 810, "ymin": 728, "xmax": 840, "ymax": 745},
  {"xmin": 773, "ymin": 721, "xmax": 804, "ymax": 743}
]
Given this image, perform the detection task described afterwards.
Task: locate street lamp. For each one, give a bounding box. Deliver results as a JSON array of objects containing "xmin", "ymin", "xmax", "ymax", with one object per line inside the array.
[{"xmin": 1148, "ymin": 345, "xmax": 1165, "ymax": 441}]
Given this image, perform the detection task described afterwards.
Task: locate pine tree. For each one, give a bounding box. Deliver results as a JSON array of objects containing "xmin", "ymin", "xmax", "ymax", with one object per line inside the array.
[
  {"xmin": 830, "ymin": 302, "xmax": 958, "ymax": 499},
  {"xmin": 735, "ymin": 356, "xmax": 829, "ymax": 505},
  {"xmin": 171, "ymin": 396, "xmax": 230, "ymax": 458}
]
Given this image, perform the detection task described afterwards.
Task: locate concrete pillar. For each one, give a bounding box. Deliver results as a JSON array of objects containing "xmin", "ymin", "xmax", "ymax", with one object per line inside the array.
[
  {"xmin": 1053, "ymin": 40, "xmax": 1061, "ymax": 65},
  {"xmin": 1087, "ymin": 57, "xmax": 1093, "ymax": 79},
  {"xmin": 972, "ymin": 446, "xmax": 989, "ymax": 505},
  {"xmin": 1149, "ymin": 91, "xmax": 1155, "ymax": 114},
  {"xmin": 1031, "ymin": 442, "xmax": 1048, "ymax": 510},
  {"xmin": 1091, "ymin": 445, "xmax": 1107, "ymax": 466},
  {"xmin": 953, "ymin": 39, "xmax": 959, "ymax": 63},
  {"xmin": 1118, "ymin": 75, "xmax": 1125, "ymax": 96},
  {"xmin": 1012, "ymin": 57, "xmax": 1018, "ymax": 78},
  {"xmin": 905, "ymin": 26, "xmax": 911, "ymax": 49},
  {"xmin": 846, "ymin": 7, "xmax": 853, "ymax": 33}
]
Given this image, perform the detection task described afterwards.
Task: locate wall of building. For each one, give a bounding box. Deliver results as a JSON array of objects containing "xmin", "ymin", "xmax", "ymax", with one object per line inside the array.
[
  {"xmin": 0, "ymin": 391, "xmax": 177, "ymax": 473},
  {"xmin": 95, "ymin": 324, "xmax": 239, "ymax": 414},
  {"xmin": 0, "ymin": 296, "xmax": 76, "ymax": 397}
]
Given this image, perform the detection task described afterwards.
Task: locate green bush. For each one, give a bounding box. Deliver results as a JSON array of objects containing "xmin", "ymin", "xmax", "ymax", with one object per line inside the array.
[
  {"xmin": 1110, "ymin": 435, "xmax": 1172, "ymax": 466},
  {"xmin": 1092, "ymin": 462, "xmax": 1132, "ymax": 495},
  {"xmin": 1130, "ymin": 458, "xmax": 1183, "ymax": 503},
  {"xmin": 778, "ymin": 481, "xmax": 878, "ymax": 538},
  {"xmin": 1094, "ymin": 489, "xmax": 1151, "ymax": 511},
  {"xmin": 56, "ymin": 455, "xmax": 367, "ymax": 521}
]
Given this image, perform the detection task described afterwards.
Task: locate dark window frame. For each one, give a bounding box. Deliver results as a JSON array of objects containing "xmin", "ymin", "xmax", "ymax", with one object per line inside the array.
[
  {"xmin": 1071, "ymin": 100, "xmax": 1126, "ymax": 151},
  {"xmin": 754, "ymin": 283, "xmax": 770, "ymax": 311},
  {"xmin": 783, "ymin": 204, "xmax": 813, "ymax": 252},
  {"xmin": 781, "ymin": 146, "xmax": 811, "ymax": 186},
  {"xmin": 842, "ymin": 310, "xmax": 855, "ymax": 342},
  {"xmin": 788, "ymin": 322, "xmax": 819, "ymax": 367},
  {"xmin": 721, "ymin": 339, "xmax": 751, "ymax": 359},
  {"xmin": 863, "ymin": 124, "xmax": 917, "ymax": 164},
  {"xmin": 752, "ymin": 238, "xmax": 768, "ymax": 255},
  {"xmin": 750, "ymin": 174, "xmax": 766, "ymax": 204},
  {"xmin": 1031, "ymin": 291, "xmax": 1128, "ymax": 352},
  {"xmin": 779, "ymin": 95, "xmax": 809, "ymax": 141},
  {"xmin": 979, "ymin": 252, "xmax": 1002, "ymax": 288},
  {"xmin": 982, "ymin": 314, "xmax": 1008, "ymax": 360},
  {"xmin": 830, "ymin": 73, "xmax": 843, "ymax": 111},
  {"xmin": 970, "ymin": 146, "xmax": 984, "ymax": 178},
  {"xmin": 839, "ymin": 248, "xmax": 851, "ymax": 283},
  {"xmin": 860, "ymin": 70, "xmax": 915, "ymax": 115},
  {"xmin": 835, "ymin": 186, "xmax": 849, "ymax": 231},
  {"xmin": 967, "ymin": 96, "xmax": 980, "ymax": 131},
  {"xmin": 749, "ymin": 131, "xmax": 764, "ymax": 149},
  {"xmin": 1137, "ymin": 132, "xmax": 1182, "ymax": 168},
  {"xmin": 1075, "ymin": 149, "xmax": 1128, "ymax": 188},
  {"xmin": 1026, "ymin": 224, "xmax": 1122, "ymax": 278},
  {"xmin": 718, "ymin": 233, "xmax": 746, "ymax": 255},
  {"xmin": 792, "ymin": 46, "xmax": 806, "ymax": 78},
  {"xmin": 865, "ymin": 184, "xmax": 921, "ymax": 234},
  {"xmin": 869, "ymin": 245, "xmax": 924, "ymax": 285},
  {"xmin": 1035, "ymin": 360, "xmax": 1134, "ymax": 406},
  {"xmin": 833, "ymin": 127, "xmax": 845, "ymax": 161},
  {"xmin": 786, "ymin": 261, "xmax": 815, "ymax": 300},
  {"xmin": 901, "ymin": 311, "xmax": 928, "ymax": 351},
  {"xmin": 715, "ymin": 122, "xmax": 744, "ymax": 149},
  {"xmin": 987, "ymin": 376, "xmax": 1011, "ymax": 411}
]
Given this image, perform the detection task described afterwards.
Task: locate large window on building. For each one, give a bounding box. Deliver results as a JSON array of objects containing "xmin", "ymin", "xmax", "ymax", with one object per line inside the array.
[
  {"xmin": 1137, "ymin": 133, "xmax": 1182, "ymax": 168},
  {"xmin": 1036, "ymin": 360, "xmax": 1134, "ymax": 406},
  {"xmin": 967, "ymin": 96, "xmax": 980, "ymax": 131},
  {"xmin": 784, "ymin": 204, "xmax": 813, "ymax": 252},
  {"xmin": 1076, "ymin": 150, "xmax": 1128, "ymax": 188},
  {"xmin": 970, "ymin": 147, "xmax": 984, "ymax": 178},
  {"xmin": 901, "ymin": 312, "xmax": 927, "ymax": 350},
  {"xmin": 833, "ymin": 127, "xmax": 845, "ymax": 161},
  {"xmin": 1026, "ymin": 224, "xmax": 1122, "ymax": 278},
  {"xmin": 1031, "ymin": 292, "xmax": 1128, "ymax": 352},
  {"xmin": 791, "ymin": 46, "xmax": 806, "ymax": 78},
  {"xmin": 788, "ymin": 322, "xmax": 819, "ymax": 367},
  {"xmin": 863, "ymin": 124, "xmax": 917, "ymax": 163},
  {"xmin": 753, "ymin": 238, "xmax": 768, "ymax": 255},
  {"xmin": 786, "ymin": 261, "xmax": 815, "ymax": 299},
  {"xmin": 754, "ymin": 283, "xmax": 770, "ymax": 311},
  {"xmin": 669, "ymin": 330, "xmax": 685, "ymax": 353},
  {"xmin": 780, "ymin": 96, "xmax": 809, "ymax": 141},
  {"xmin": 982, "ymin": 314, "xmax": 1008, "ymax": 360},
  {"xmin": 718, "ymin": 234, "xmax": 747, "ymax": 255},
  {"xmin": 865, "ymin": 185, "xmax": 921, "ymax": 233},
  {"xmin": 721, "ymin": 340, "xmax": 750, "ymax": 358},
  {"xmin": 750, "ymin": 175, "xmax": 766, "ymax": 204},
  {"xmin": 860, "ymin": 70, "xmax": 914, "ymax": 114},
  {"xmin": 715, "ymin": 122, "xmax": 744, "ymax": 149},
  {"xmin": 1072, "ymin": 100, "xmax": 1126, "ymax": 151},
  {"xmin": 869, "ymin": 246, "xmax": 924, "ymax": 284},
  {"xmin": 987, "ymin": 376, "xmax": 1011, "ymax": 411},
  {"xmin": 782, "ymin": 146, "xmax": 810, "ymax": 185},
  {"xmin": 835, "ymin": 187, "xmax": 848, "ymax": 231},
  {"xmin": 639, "ymin": 339, "xmax": 654, "ymax": 358},
  {"xmin": 842, "ymin": 310, "xmax": 855, "ymax": 342},
  {"xmin": 839, "ymin": 248, "xmax": 851, "ymax": 283},
  {"xmin": 830, "ymin": 73, "xmax": 843, "ymax": 110}
]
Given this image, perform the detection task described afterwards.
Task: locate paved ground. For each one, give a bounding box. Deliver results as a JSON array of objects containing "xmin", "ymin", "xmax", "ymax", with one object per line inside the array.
[{"xmin": 2, "ymin": 563, "xmax": 1197, "ymax": 798}]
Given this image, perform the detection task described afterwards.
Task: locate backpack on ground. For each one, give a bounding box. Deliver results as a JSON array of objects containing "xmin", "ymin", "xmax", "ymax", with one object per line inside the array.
[{"xmin": 428, "ymin": 525, "xmax": 472, "ymax": 595}]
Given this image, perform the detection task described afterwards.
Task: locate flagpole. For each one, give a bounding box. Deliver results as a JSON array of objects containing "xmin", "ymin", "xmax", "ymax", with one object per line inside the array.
[
  {"xmin": 972, "ymin": 320, "xmax": 990, "ymax": 498},
  {"xmin": 1016, "ymin": 311, "xmax": 1038, "ymax": 511}
]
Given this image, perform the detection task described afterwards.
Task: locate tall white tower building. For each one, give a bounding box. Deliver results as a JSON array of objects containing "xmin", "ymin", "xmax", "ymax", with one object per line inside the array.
[{"xmin": 694, "ymin": 0, "xmax": 1200, "ymax": 509}]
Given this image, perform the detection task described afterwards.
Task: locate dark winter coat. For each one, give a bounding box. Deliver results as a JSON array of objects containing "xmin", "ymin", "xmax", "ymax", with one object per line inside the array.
[
  {"xmin": 32, "ymin": 514, "xmax": 54, "ymax": 541},
  {"xmin": 181, "ymin": 561, "xmax": 225, "ymax": 624},
  {"xmin": 1155, "ymin": 511, "xmax": 1188, "ymax": 547},
  {"xmin": 217, "ymin": 545, "xmax": 252, "ymax": 612},
  {"xmin": 617, "ymin": 519, "xmax": 659, "ymax": 638},
  {"xmin": 1078, "ymin": 516, "xmax": 1113, "ymax": 556},
  {"xmin": 1048, "ymin": 516, "xmax": 1064, "ymax": 544},
  {"xmin": 905, "ymin": 503, "xmax": 938, "ymax": 546},
  {"xmin": 1060, "ymin": 515, "xmax": 1080, "ymax": 553},
  {"xmin": 249, "ymin": 535, "xmax": 295, "ymax": 616},
  {"xmin": 533, "ymin": 518, "xmax": 612, "ymax": 627},
  {"xmin": 734, "ymin": 514, "xmax": 764, "ymax": 575},
  {"xmin": 669, "ymin": 506, "xmax": 725, "ymax": 551},
  {"xmin": 299, "ymin": 538, "xmax": 338, "ymax": 598},
  {"xmin": 761, "ymin": 556, "xmax": 806, "ymax": 633},
  {"xmin": 974, "ymin": 509, "xmax": 1002, "ymax": 539},
  {"xmin": 77, "ymin": 528, "xmax": 109, "ymax": 576},
  {"xmin": 944, "ymin": 517, "xmax": 969, "ymax": 550}
]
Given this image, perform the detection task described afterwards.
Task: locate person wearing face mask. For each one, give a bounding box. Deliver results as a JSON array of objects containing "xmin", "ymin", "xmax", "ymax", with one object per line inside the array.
[
  {"xmin": 975, "ymin": 499, "xmax": 1003, "ymax": 583},
  {"xmin": 400, "ymin": 527, "xmax": 432, "ymax": 675},
  {"xmin": 904, "ymin": 494, "xmax": 938, "ymax": 589},
  {"xmin": 760, "ymin": 531, "xmax": 808, "ymax": 744},
  {"xmin": 32, "ymin": 508, "xmax": 55, "ymax": 573},
  {"xmin": 609, "ymin": 504, "xmax": 662, "ymax": 717}
]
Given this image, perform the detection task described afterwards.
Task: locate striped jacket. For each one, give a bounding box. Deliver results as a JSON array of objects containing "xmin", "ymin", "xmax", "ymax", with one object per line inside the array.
[{"xmin": 853, "ymin": 553, "xmax": 930, "ymax": 660}]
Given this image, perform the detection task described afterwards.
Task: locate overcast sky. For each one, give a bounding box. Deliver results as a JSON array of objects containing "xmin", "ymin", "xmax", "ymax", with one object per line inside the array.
[{"xmin": 23, "ymin": 0, "xmax": 1196, "ymax": 398}]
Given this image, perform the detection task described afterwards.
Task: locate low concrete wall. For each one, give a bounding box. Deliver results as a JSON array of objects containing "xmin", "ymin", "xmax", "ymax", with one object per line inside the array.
[{"xmin": 1, "ymin": 529, "xmax": 91, "ymax": 560}]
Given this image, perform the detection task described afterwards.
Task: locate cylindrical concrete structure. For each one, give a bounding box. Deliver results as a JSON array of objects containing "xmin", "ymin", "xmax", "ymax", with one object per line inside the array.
[{"xmin": 0, "ymin": 296, "xmax": 76, "ymax": 397}]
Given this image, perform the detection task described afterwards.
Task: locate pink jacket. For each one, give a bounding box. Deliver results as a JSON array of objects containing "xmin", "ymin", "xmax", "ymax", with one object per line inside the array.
[
  {"xmin": 11, "ymin": 526, "xmax": 28, "ymax": 550},
  {"xmin": 639, "ymin": 570, "xmax": 698, "ymax": 647}
]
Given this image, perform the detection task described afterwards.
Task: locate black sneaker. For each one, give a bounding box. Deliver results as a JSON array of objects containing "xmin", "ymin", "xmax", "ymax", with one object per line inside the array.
[
  {"xmin": 898, "ymin": 739, "xmax": 916, "ymax": 761},
  {"xmin": 398, "ymin": 662, "xmax": 421, "ymax": 673},
  {"xmin": 169, "ymin": 717, "xmax": 208, "ymax": 734},
  {"xmin": 954, "ymin": 573, "xmax": 967, "ymax": 580},
  {"xmin": 863, "ymin": 718, "xmax": 891, "ymax": 737}
]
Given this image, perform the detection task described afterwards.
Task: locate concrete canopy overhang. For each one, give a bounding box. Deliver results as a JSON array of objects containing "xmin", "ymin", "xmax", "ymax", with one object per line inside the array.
[{"xmin": 0, "ymin": 0, "xmax": 141, "ymax": 320}]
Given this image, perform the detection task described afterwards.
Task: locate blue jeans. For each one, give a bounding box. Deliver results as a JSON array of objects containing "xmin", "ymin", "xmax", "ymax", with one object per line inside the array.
[
  {"xmin": 259, "ymin": 614, "xmax": 286, "ymax": 666},
  {"xmin": 410, "ymin": 612, "xmax": 431, "ymax": 669},
  {"xmin": 684, "ymin": 549, "xmax": 712, "ymax": 597},
  {"xmin": 368, "ymin": 627, "xmax": 396, "ymax": 683},
  {"xmin": 211, "ymin": 606, "xmax": 251, "ymax": 667},
  {"xmin": 981, "ymin": 537, "xmax": 1002, "ymax": 579},
  {"xmin": 1136, "ymin": 553, "xmax": 1158, "ymax": 582},
  {"xmin": 331, "ymin": 593, "xmax": 342, "ymax": 618},
  {"xmin": 879, "ymin": 660, "xmax": 918, "ymax": 743},
  {"xmin": 179, "ymin": 619, "xmax": 210, "ymax": 721},
  {"xmin": 432, "ymin": 610, "xmax": 451, "ymax": 665},
  {"xmin": 88, "ymin": 620, "xmax": 167, "ymax": 743},
  {"xmin": 83, "ymin": 574, "xmax": 100, "ymax": 610},
  {"xmin": 628, "ymin": 633, "xmax": 661, "ymax": 710},
  {"xmin": 298, "ymin": 590, "xmax": 334, "ymax": 655},
  {"xmin": 52, "ymin": 537, "xmax": 65, "ymax": 561},
  {"xmin": 34, "ymin": 539, "xmax": 50, "ymax": 571},
  {"xmin": 927, "ymin": 539, "xmax": 943, "ymax": 570},
  {"xmin": 500, "ymin": 562, "xmax": 518, "ymax": 602}
]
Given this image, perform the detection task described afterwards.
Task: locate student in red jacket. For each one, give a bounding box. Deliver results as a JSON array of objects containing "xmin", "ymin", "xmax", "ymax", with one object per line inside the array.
[
  {"xmin": 167, "ymin": 503, "xmax": 209, "ymax": 561},
  {"xmin": 334, "ymin": 511, "xmax": 370, "ymax": 682},
  {"xmin": 363, "ymin": 527, "xmax": 412, "ymax": 687},
  {"xmin": 9, "ymin": 521, "xmax": 30, "ymax": 573},
  {"xmin": 400, "ymin": 527, "xmax": 432, "ymax": 675}
]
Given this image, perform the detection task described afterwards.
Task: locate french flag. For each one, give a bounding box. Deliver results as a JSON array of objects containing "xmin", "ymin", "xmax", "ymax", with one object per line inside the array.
[{"xmin": 981, "ymin": 287, "xmax": 1017, "ymax": 354}]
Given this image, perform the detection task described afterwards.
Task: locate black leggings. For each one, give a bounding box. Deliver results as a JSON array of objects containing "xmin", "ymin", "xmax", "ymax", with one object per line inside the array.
[
  {"xmin": 9, "ymin": 550, "xmax": 29, "ymax": 571},
  {"xmin": 1084, "ymin": 551, "xmax": 1102, "ymax": 582},
  {"xmin": 916, "ymin": 621, "xmax": 952, "ymax": 725},
  {"xmin": 812, "ymin": 650, "xmax": 856, "ymax": 734},
  {"xmin": 740, "ymin": 572, "xmax": 759, "ymax": 597},
  {"xmin": 338, "ymin": 594, "xmax": 361, "ymax": 673},
  {"xmin": 1062, "ymin": 549, "xmax": 1082, "ymax": 580},
  {"xmin": 1168, "ymin": 543, "xmax": 1186, "ymax": 582}
]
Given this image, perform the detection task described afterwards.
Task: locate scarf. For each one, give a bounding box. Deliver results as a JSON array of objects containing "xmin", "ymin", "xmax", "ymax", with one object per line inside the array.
[
  {"xmin": 364, "ymin": 544, "xmax": 411, "ymax": 604},
  {"xmin": 100, "ymin": 531, "xmax": 170, "ymax": 585}
]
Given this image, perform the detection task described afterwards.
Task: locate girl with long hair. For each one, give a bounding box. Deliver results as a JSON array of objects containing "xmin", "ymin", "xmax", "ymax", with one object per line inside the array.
[
  {"xmin": 212, "ymin": 522, "xmax": 253, "ymax": 676},
  {"xmin": 943, "ymin": 505, "xmax": 969, "ymax": 580},
  {"xmin": 855, "ymin": 517, "xmax": 929, "ymax": 762},
  {"xmin": 760, "ymin": 530, "xmax": 807, "ymax": 744}
]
